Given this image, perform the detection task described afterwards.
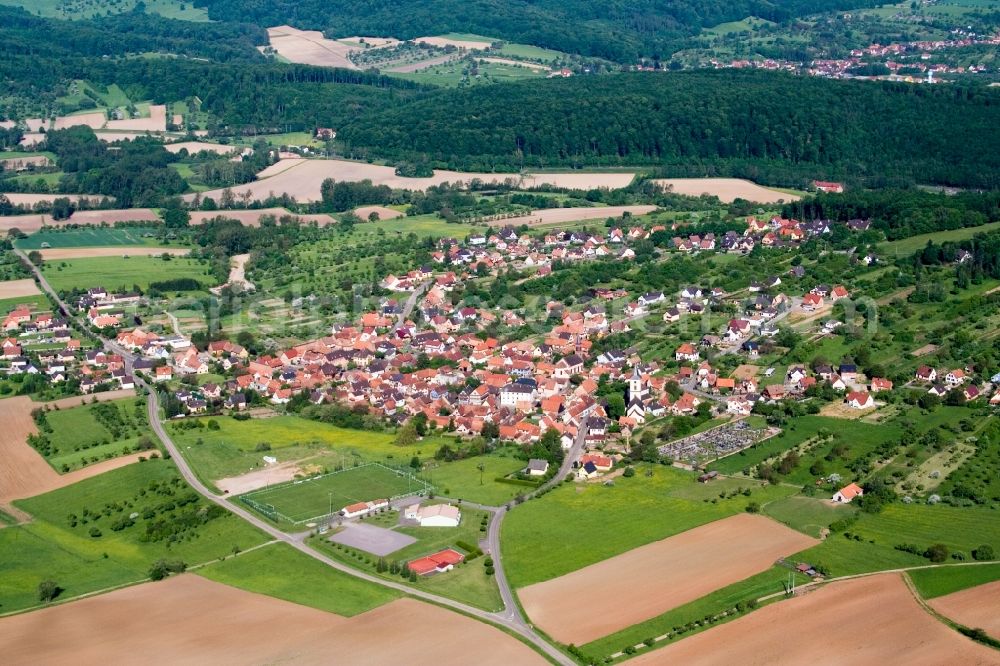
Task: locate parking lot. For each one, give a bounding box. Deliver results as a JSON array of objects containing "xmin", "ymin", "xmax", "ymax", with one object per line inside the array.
[{"xmin": 328, "ymin": 522, "xmax": 416, "ymax": 556}]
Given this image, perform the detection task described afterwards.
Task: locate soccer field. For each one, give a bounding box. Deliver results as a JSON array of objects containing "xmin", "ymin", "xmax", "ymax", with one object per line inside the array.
[{"xmin": 240, "ymin": 463, "xmax": 431, "ymax": 524}]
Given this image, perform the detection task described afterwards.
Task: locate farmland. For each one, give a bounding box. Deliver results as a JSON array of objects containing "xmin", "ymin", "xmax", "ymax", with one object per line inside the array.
[
  {"xmin": 31, "ymin": 397, "xmax": 151, "ymax": 472},
  {"xmin": 0, "ymin": 460, "xmax": 268, "ymax": 614},
  {"xmin": 0, "ymin": 393, "xmax": 149, "ymax": 511},
  {"xmin": 650, "ymin": 178, "xmax": 802, "ymax": 203},
  {"xmin": 0, "ymin": 575, "xmax": 546, "ymax": 665},
  {"xmin": 929, "ymin": 579, "xmax": 1000, "ymax": 639},
  {"xmin": 40, "ymin": 254, "xmax": 212, "ymax": 292},
  {"xmin": 518, "ymin": 513, "xmax": 817, "ymax": 645},
  {"xmin": 15, "ymin": 226, "xmax": 169, "ymax": 250},
  {"xmin": 909, "ymin": 562, "xmax": 1000, "ymax": 599},
  {"xmin": 795, "ymin": 502, "xmax": 1000, "ymax": 578},
  {"xmin": 501, "ymin": 464, "xmax": 798, "ymax": 588},
  {"xmin": 625, "ymin": 574, "xmax": 999, "ymax": 665},
  {"xmin": 184, "ymin": 158, "xmax": 639, "ymax": 203}
]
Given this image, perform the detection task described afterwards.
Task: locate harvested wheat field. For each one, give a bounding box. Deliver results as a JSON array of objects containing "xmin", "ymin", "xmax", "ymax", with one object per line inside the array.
[
  {"xmin": 2, "ymin": 193, "xmax": 109, "ymax": 206},
  {"xmin": 39, "ymin": 247, "xmax": 189, "ymax": 260},
  {"xmin": 417, "ymin": 35, "xmax": 493, "ymax": 50},
  {"xmin": 267, "ymin": 25, "xmax": 360, "ymax": 69},
  {"xmin": 930, "ymin": 580, "xmax": 1000, "ymax": 640},
  {"xmin": 478, "ymin": 56, "xmax": 551, "ymax": 71},
  {"xmin": 354, "ymin": 205, "xmax": 404, "ymax": 220},
  {"xmin": 0, "ymin": 155, "xmax": 52, "ymax": 170},
  {"xmin": 105, "ymin": 105, "xmax": 167, "ymax": 132},
  {"xmin": 0, "ymin": 278, "xmax": 41, "ymax": 299},
  {"xmin": 186, "ymin": 159, "xmax": 638, "ymax": 203},
  {"xmin": 94, "ymin": 131, "xmax": 162, "ymax": 143},
  {"xmin": 628, "ymin": 574, "xmax": 999, "ymax": 666},
  {"xmin": 0, "ymin": 215, "xmax": 46, "ymax": 234},
  {"xmin": 341, "ymin": 35, "xmax": 399, "ymax": 47},
  {"xmin": 506, "ymin": 205, "xmax": 656, "ymax": 227},
  {"xmin": 652, "ymin": 178, "xmax": 800, "ymax": 204},
  {"xmin": 164, "ymin": 141, "xmax": 238, "ymax": 156},
  {"xmin": 189, "ymin": 207, "xmax": 335, "ymax": 227},
  {"xmin": 519, "ymin": 513, "xmax": 817, "ymax": 645},
  {"xmin": 0, "ymin": 575, "xmax": 546, "ymax": 666},
  {"xmin": 520, "ymin": 172, "xmax": 637, "ymax": 190},
  {"xmin": 52, "ymin": 112, "xmax": 106, "ymax": 131},
  {"xmin": 0, "ymin": 392, "xmax": 140, "ymax": 510},
  {"xmin": 59, "ymin": 209, "xmax": 160, "ymax": 225}
]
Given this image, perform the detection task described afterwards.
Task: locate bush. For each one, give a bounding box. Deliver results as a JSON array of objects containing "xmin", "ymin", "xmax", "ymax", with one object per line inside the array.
[
  {"xmin": 925, "ymin": 543, "xmax": 949, "ymax": 563},
  {"xmin": 88, "ymin": 527, "xmax": 102, "ymax": 538},
  {"xmin": 972, "ymin": 544, "xmax": 995, "ymax": 561},
  {"xmin": 745, "ymin": 501, "xmax": 761, "ymax": 514},
  {"xmin": 37, "ymin": 580, "xmax": 61, "ymax": 603},
  {"xmin": 148, "ymin": 558, "xmax": 187, "ymax": 581}
]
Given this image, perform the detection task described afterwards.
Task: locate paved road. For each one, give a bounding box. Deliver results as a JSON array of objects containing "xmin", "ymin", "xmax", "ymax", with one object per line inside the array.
[
  {"xmin": 485, "ymin": 415, "xmax": 589, "ymax": 624},
  {"xmin": 17, "ymin": 249, "xmax": 574, "ymax": 666},
  {"xmin": 397, "ymin": 281, "xmax": 429, "ymax": 326}
]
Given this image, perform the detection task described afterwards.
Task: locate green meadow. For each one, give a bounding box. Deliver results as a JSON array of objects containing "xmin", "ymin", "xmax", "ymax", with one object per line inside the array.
[
  {"xmin": 501, "ymin": 464, "xmax": 797, "ymax": 588},
  {"xmin": 41, "ymin": 255, "xmax": 211, "ymax": 292},
  {"xmin": 17, "ymin": 226, "xmax": 167, "ymax": 250},
  {"xmin": 197, "ymin": 542, "xmax": 400, "ymax": 616},
  {"xmin": 0, "ymin": 460, "xmax": 267, "ymax": 614}
]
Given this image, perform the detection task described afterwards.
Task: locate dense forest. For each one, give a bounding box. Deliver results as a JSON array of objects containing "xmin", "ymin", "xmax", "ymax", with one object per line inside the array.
[
  {"xmin": 191, "ymin": 0, "xmax": 884, "ymax": 61},
  {"xmin": 783, "ymin": 190, "xmax": 1000, "ymax": 240},
  {"xmin": 339, "ymin": 71, "xmax": 1000, "ymax": 188},
  {"xmin": 0, "ymin": 6, "xmax": 265, "ymax": 63}
]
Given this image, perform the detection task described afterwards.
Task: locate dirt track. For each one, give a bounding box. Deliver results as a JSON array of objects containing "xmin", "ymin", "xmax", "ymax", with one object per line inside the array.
[
  {"xmin": 930, "ymin": 580, "xmax": 1000, "ymax": 640},
  {"xmin": 0, "ymin": 279, "xmax": 41, "ymax": 299},
  {"xmin": 0, "ymin": 574, "xmax": 546, "ymax": 665},
  {"xmin": 651, "ymin": 178, "xmax": 800, "ymax": 204},
  {"xmin": 38, "ymin": 247, "xmax": 189, "ymax": 260},
  {"xmin": 0, "ymin": 391, "xmax": 140, "ymax": 511},
  {"xmin": 628, "ymin": 573, "xmax": 999, "ymax": 665},
  {"xmin": 519, "ymin": 514, "xmax": 817, "ymax": 645}
]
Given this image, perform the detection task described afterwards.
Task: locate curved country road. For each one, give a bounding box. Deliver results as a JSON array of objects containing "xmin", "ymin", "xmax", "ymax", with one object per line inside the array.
[{"xmin": 15, "ymin": 249, "xmax": 575, "ymax": 666}]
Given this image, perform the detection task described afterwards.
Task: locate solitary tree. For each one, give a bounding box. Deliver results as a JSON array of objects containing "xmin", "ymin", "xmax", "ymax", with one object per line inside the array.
[{"xmin": 37, "ymin": 580, "xmax": 61, "ymax": 603}]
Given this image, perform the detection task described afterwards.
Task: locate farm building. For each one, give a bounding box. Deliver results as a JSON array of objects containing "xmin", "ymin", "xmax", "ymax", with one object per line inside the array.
[
  {"xmin": 833, "ymin": 483, "xmax": 864, "ymax": 503},
  {"xmin": 404, "ymin": 503, "xmax": 461, "ymax": 527},
  {"xmin": 408, "ymin": 548, "xmax": 465, "ymax": 575},
  {"xmin": 340, "ymin": 499, "xmax": 389, "ymax": 518}
]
